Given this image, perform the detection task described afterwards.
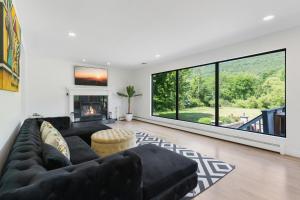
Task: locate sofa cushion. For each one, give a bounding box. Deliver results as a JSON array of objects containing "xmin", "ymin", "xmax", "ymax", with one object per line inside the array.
[
  {"xmin": 42, "ymin": 143, "xmax": 72, "ymax": 170},
  {"xmin": 128, "ymin": 144, "xmax": 198, "ymax": 200},
  {"xmin": 65, "ymin": 136, "xmax": 99, "ymax": 164},
  {"xmin": 61, "ymin": 124, "xmax": 110, "ymax": 145}
]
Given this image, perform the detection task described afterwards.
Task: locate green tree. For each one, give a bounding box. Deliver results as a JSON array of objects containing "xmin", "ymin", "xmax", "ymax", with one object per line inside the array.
[
  {"xmin": 220, "ymin": 73, "xmax": 259, "ymax": 104},
  {"xmin": 178, "ymin": 69, "xmax": 192, "ymax": 109},
  {"xmin": 257, "ymin": 76, "xmax": 285, "ymax": 109},
  {"xmin": 153, "ymin": 71, "xmax": 176, "ymax": 112}
]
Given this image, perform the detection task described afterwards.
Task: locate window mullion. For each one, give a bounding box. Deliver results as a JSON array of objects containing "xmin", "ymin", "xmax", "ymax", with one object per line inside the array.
[
  {"xmin": 176, "ymin": 70, "xmax": 179, "ymax": 120},
  {"xmin": 215, "ymin": 63, "xmax": 219, "ymax": 126}
]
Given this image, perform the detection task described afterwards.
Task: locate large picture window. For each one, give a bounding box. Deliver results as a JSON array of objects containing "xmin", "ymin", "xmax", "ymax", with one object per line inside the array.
[
  {"xmin": 152, "ymin": 71, "xmax": 177, "ymax": 119},
  {"xmin": 151, "ymin": 49, "xmax": 286, "ymax": 137},
  {"xmin": 178, "ymin": 64, "xmax": 215, "ymax": 125}
]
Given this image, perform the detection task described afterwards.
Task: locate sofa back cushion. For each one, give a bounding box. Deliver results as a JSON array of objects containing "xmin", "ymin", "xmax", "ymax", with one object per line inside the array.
[
  {"xmin": 39, "ymin": 116, "xmax": 71, "ymax": 131},
  {"xmin": 0, "ymin": 119, "xmax": 47, "ymax": 194}
]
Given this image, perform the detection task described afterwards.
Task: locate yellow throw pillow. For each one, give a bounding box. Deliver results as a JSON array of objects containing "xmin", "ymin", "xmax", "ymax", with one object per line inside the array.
[{"xmin": 41, "ymin": 123, "xmax": 70, "ymax": 160}]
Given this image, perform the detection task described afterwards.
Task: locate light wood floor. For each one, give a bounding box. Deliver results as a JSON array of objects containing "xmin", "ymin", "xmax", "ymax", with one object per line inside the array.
[{"xmin": 108, "ymin": 120, "xmax": 300, "ymax": 200}]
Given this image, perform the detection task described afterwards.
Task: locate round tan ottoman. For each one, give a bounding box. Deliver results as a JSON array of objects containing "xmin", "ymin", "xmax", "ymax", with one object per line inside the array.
[{"xmin": 91, "ymin": 128, "xmax": 136, "ymax": 157}]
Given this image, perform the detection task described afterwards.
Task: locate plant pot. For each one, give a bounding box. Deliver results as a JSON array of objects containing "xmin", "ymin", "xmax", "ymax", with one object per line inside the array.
[{"xmin": 125, "ymin": 113, "xmax": 133, "ymax": 121}]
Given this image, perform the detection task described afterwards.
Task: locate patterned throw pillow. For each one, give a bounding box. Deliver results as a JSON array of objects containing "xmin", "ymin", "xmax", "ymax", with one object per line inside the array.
[
  {"xmin": 41, "ymin": 122, "xmax": 70, "ymax": 160},
  {"xmin": 40, "ymin": 121, "xmax": 54, "ymax": 140}
]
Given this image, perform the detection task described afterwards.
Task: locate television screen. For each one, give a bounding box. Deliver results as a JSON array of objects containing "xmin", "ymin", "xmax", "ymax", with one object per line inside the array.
[{"xmin": 74, "ymin": 66, "xmax": 108, "ymax": 86}]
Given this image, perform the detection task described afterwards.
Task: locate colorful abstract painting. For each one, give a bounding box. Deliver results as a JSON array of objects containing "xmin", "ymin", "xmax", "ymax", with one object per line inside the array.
[{"xmin": 0, "ymin": 0, "xmax": 21, "ymax": 92}]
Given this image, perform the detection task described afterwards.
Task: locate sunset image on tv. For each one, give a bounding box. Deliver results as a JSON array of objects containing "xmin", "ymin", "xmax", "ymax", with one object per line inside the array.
[{"xmin": 74, "ymin": 66, "xmax": 108, "ymax": 86}]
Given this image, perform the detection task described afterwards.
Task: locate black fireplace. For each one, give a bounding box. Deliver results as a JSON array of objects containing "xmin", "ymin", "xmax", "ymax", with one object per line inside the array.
[{"xmin": 73, "ymin": 95, "xmax": 108, "ymax": 122}]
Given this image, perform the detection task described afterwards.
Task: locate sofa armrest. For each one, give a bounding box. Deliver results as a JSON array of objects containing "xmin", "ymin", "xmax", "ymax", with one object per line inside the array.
[
  {"xmin": 40, "ymin": 116, "xmax": 71, "ymax": 130},
  {"xmin": 0, "ymin": 151, "xmax": 142, "ymax": 200}
]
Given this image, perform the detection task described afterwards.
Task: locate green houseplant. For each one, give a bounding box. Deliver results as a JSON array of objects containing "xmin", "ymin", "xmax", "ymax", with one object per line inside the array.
[{"xmin": 117, "ymin": 85, "xmax": 142, "ymax": 121}]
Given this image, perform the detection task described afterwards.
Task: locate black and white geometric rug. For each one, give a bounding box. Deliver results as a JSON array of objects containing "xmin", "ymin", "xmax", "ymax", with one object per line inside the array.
[{"xmin": 135, "ymin": 131, "xmax": 235, "ymax": 199}]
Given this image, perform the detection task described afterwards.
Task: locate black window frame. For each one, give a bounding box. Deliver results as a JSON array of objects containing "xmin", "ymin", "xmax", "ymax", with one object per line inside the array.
[{"xmin": 151, "ymin": 48, "xmax": 287, "ymax": 138}]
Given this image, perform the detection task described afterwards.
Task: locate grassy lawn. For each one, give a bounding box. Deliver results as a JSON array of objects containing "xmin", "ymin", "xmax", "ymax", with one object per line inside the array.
[{"xmin": 154, "ymin": 106, "xmax": 261, "ymax": 124}]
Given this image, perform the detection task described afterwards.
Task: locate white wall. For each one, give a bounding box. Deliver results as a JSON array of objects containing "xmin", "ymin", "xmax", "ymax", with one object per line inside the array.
[
  {"xmin": 132, "ymin": 26, "xmax": 300, "ymax": 157},
  {"xmin": 24, "ymin": 53, "xmax": 132, "ymax": 119}
]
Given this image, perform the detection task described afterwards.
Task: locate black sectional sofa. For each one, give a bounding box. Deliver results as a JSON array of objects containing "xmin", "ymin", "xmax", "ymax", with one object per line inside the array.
[{"xmin": 0, "ymin": 117, "xmax": 198, "ymax": 200}]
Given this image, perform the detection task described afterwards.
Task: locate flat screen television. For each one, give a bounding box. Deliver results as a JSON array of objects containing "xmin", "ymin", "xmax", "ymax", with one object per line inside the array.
[{"xmin": 74, "ymin": 66, "xmax": 108, "ymax": 86}]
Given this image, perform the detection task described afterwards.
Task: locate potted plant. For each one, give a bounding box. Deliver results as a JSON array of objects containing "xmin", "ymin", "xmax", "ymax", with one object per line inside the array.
[{"xmin": 117, "ymin": 85, "xmax": 142, "ymax": 121}]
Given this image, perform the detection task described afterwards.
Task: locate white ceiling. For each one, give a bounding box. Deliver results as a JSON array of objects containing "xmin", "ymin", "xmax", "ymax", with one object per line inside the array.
[{"xmin": 15, "ymin": 0, "xmax": 300, "ymax": 68}]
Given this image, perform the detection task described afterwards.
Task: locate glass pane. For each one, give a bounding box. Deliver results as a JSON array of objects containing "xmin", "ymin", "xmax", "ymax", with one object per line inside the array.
[
  {"xmin": 178, "ymin": 64, "xmax": 215, "ymax": 124},
  {"xmin": 152, "ymin": 71, "xmax": 177, "ymax": 119},
  {"xmin": 219, "ymin": 51, "xmax": 286, "ymax": 137}
]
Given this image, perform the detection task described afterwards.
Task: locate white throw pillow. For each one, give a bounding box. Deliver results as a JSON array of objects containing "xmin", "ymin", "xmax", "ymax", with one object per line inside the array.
[
  {"xmin": 40, "ymin": 121, "xmax": 54, "ymax": 138},
  {"xmin": 40, "ymin": 121, "xmax": 54, "ymax": 133},
  {"xmin": 41, "ymin": 122, "xmax": 70, "ymax": 160}
]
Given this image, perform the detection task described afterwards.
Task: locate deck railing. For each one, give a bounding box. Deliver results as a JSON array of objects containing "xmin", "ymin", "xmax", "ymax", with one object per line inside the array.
[
  {"xmin": 239, "ymin": 114, "xmax": 264, "ymax": 133},
  {"xmin": 238, "ymin": 106, "xmax": 285, "ymax": 136}
]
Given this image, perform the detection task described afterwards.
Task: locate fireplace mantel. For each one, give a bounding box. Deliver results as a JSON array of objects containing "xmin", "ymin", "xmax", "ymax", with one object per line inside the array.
[{"xmin": 67, "ymin": 87, "xmax": 110, "ymax": 121}]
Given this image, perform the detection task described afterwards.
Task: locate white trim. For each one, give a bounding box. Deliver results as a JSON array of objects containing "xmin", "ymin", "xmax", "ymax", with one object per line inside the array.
[
  {"xmin": 134, "ymin": 116, "xmax": 286, "ymax": 154},
  {"xmin": 67, "ymin": 86, "xmax": 109, "ymax": 96}
]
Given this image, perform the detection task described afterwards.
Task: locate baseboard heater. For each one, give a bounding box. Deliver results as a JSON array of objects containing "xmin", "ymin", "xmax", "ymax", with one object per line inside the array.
[{"xmin": 134, "ymin": 116, "xmax": 284, "ymax": 154}]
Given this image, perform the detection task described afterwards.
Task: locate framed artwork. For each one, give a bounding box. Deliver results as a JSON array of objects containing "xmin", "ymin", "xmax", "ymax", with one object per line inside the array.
[
  {"xmin": 0, "ymin": 0, "xmax": 21, "ymax": 92},
  {"xmin": 74, "ymin": 66, "xmax": 108, "ymax": 86}
]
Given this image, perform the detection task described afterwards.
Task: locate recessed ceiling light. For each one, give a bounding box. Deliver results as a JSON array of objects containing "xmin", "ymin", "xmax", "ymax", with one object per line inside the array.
[
  {"xmin": 155, "ymin": 54, "xmax": 161, "ymax": 58},
  {"xmin": 68, "ymin": 31, "xmax": 76, "ymax": 37},
  {"xmin": 106, "ymin": 62, "xmax": 111, "ymax": 66},
  {"xmin": 263, "ymin": 15, "xmax": 275, "ymax": 21},
  {"xmin": 141, "ymin": 62, "xmax": 147, "ymax": 65},
  {"xmin": 82, "ymin": 58, "xmax": 86, "ymax": 62}
]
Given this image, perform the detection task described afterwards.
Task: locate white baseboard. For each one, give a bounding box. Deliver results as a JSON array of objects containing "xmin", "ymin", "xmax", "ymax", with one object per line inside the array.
[
  {"xmin": 284, "ymin": 148, "xmax": 300, "ymax": 158},
  {"xmin": 134, "ymin": 116, "xmax": 285, "ymax": 154}
]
